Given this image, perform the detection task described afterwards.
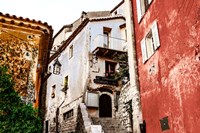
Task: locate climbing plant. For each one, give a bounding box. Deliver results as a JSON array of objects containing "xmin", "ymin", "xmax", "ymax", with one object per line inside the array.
[
  {"xmin": 0, "ymin": 66, "xmax": 42, "ymax": 133},
  {"xmin": 113, "ymin": 53, "xmax": 129, "ymax": 80}
]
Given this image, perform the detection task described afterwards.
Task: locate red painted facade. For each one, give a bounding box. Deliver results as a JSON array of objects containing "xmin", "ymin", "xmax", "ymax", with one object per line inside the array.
[{"xmin": 131, "ymin": 0, "xmax": 200, "ymax": 132}]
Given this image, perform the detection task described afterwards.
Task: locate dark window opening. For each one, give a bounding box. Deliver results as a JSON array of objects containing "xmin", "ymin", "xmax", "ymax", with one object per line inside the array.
[
  {"xmin": 51, "ymin": 85, "xmax": 56, "ymax": 98},
  {"xmin": 63, "ymin": 109, "xmax": 73, "ymax": 121},
  {"xmin": 105, "ymin": 61, "xmax": 116, "ymax": 78},
  {"xmin": 69, "ymin": 45, "xmax": 73, "ymax": 58},
  {"xmin": 103, "ymin": 31, "xmax": 109, "ymax": 48},
  {"xmin": 103, "ymin": 27, "xmax": 112, "ymax": 48},
  {"xmin": 64, "ymin": 76, "xmax": 68, "ymax": 89},
  {"xmin": 45, "ymin": 120, "xmax": 49, "ymax": 133}
]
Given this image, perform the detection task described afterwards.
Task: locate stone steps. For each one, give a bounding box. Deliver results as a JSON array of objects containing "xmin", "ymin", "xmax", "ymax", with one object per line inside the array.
[{"xmin": 91, "ymin": 117, "xmax": 126, "ymax": 133}]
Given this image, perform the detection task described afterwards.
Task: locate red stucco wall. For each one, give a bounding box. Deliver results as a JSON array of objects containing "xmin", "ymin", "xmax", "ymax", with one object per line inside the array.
[{"xmin": 132, "ymin": 0, "xmax": 200, "ymax": 132}]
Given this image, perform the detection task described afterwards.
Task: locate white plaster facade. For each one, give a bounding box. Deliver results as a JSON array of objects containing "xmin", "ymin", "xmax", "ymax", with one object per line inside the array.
[{"xmin": 44, "ymin": 1, "xmax": 128, "ymax": 132}]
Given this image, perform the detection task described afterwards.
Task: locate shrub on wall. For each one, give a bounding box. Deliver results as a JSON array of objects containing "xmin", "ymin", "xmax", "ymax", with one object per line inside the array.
[{"xmin": 114, "ymin": 53, "xmax": 129, "ymax": 80}]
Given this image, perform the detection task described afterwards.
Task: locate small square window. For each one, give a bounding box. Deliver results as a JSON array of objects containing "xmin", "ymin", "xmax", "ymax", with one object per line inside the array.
[
  {"xmin": 69, "ymin": 45, "xmax": 73, "ymax": 58},
  {"xmin": 64, "ymin": 76, "xmax": 68, "ymax": 89},
  {"xmin": 61, "ymin": 76, "xmax": 69, "ymax": 94},
  {"xmin": 114, "ymin": 11, "xmax": 118, "ymax": 15},
  {"xmin": 63, "ymin": 109, "xmax": 73, "ymax": 121},
  {"xmin": 48, "ymin": 66, "xmax": 52, "ymax": 73},
  {"xmin": 51, "ymin": 85, "xmax": 56, "ymax": 98},
  {"xmin": 105, "ymin": 61, "xmax": 116, "ymax": 78}
]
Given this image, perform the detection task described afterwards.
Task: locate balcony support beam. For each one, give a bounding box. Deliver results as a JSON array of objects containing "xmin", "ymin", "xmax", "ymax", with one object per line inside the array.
[{"xmin": 103, "ymin": 49, "xmax": 109, "ymax": 56}]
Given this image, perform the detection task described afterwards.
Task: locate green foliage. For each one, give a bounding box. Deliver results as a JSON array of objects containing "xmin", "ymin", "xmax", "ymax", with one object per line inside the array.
[
  {"xmin": 113, "ymin": 53, "xmax": 129, "ymax": 80},
  {"xmin": 0, "ymin": 66, "xmax": 42, "ymax": 133}
]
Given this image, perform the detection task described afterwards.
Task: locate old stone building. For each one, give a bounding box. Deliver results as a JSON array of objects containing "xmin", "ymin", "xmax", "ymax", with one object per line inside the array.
[
  {"xmin": 44, "ymin": 1, "xmax": 135, "ymax": 132},
  {"xmin": 1, "ymin": 0, "xmax": 199, "ymax": 132},
  {"xmin": 0, "ymin": 12, "xmax": 53, "ymax": 108}
]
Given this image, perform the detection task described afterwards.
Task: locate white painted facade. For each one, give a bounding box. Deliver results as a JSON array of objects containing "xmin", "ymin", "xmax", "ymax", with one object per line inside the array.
[
  {"xmin": 51, "ymin": 26, "xmax": 73, "ymax": 53},
  {"xmin": 46, "ymin": 24, "xmax": 89, "ymax": 127},
  {"xmin": 44, "ymin": 1, "xmax": 128, "ymax": 132}
]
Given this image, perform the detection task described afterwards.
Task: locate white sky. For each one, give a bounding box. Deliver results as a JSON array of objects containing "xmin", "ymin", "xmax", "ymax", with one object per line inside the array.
[{"xmin": 1, "ymin": 0, "xmax": 121, "ymax": 35}]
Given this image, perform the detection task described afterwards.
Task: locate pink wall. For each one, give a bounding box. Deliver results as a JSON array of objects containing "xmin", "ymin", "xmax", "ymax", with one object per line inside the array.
[{"xmin": 132, "ymin": 0, "xmax": 200, "ymax": 132}]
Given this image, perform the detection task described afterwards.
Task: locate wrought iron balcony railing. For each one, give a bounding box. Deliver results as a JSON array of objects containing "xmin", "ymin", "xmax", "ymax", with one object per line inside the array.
[{"xmin": 93, "ymin": 76, "xmax": 118, "ymax": 86}]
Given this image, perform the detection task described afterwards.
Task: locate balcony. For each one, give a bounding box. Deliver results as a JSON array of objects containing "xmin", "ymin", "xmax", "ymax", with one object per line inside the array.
[
  {"xmin": 91, "ymin": 34, "xmax": 126, "ymax": 58},
  {"xmin": 93, "ymin": 76, "xmax": 118, "ymax": 86}
]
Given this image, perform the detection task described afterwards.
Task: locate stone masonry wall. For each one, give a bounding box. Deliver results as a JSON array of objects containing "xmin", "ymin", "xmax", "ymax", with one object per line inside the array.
[
  {"xmin": 118, "ymin": 82, "xmax": 135, "ymax": 132},
  {"xmin": 0, "ymin": 30, "xmax": 39, "ymax": 104}
]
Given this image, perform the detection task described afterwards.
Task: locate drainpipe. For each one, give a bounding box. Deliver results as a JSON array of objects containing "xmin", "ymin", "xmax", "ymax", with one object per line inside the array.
[
  {"xmin": 125, "ymin": 0, "xmax": 143, "ymax": 132},
  {"xmin": 55, "ymin": 99, "xmax": 65, "ymax": 133}
]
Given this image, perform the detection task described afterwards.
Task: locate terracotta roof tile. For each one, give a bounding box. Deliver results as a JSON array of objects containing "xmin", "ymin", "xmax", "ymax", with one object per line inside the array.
[{"xmin": 0, "ymin": 12, "xmax": 53, "ymax": 32}]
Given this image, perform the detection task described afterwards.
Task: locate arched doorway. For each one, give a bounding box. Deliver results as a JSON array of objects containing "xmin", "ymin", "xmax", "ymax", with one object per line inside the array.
[{"xmin": 99, "ymin": 94, "xmax": 112, "ymax": 117}]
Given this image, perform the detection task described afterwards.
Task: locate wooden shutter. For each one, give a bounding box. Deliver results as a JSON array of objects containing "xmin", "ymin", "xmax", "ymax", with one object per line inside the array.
[
  {"xmin": 141, "ymin": 38, "xmax": 148, "ymax": 63},
  {"xmin": 148, "ymin": 0, "xmax": 153, "ymax": 4},
  {"xmin": 152, "ymin": 21, "xmax": 160, "ymax": 49},
  {"xmin": 136, "ymin": 0, "xmax": 142, "ymax": 22}
]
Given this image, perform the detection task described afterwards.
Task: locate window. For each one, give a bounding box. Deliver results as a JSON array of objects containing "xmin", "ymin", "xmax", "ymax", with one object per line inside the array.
[
  {"xmin": 114, "ymin": 10, "xmax": 118, "ymax": 15},
  {"xmin": 63, "ymin": 109, "xmax": 73, "ymax": 121},
  {"xmin": 103, "ymin": 32, "xmax": 109, "ymax": 47},
  {"xmin": 51, "ymin": 85, "xmax": 56, "ymax": 98},
  {"xmin": 61, "ymin": 76, "xmax": 68, "ymax": 94},
  {"xmin": 141, "ymin": 21, "xmax": 160, "ymax": 63},
  {"xmin": 114, "ymin": 91, "xmax": 120, "ymax": 109},
  {"xmin": 53, "ymin": 46, "xmax": 56, "ymax": 51},
  {"xmin": 136, "ymin": 0, "xmax": 153, "ymax": 22},
  {"xmin": 69, "ymin": 45, "xmax": 73, "ymax": 58},
  {"xmin": 45, "ymin": 120, "xmax": 49, "ymax": 133},
  {"xmin": 64, "ymin": 76, "xmax": 68, "ymax": 90},
  {"xmin": 48, "ymin": 66, "xmax": 51, "ymax": 73},
  {"xmin": 103, "ymin": 27, "xmax": 111, "ymax": 48},
  {"xmin": 53, "ymin": 117, "xmax": 56, "ymax": 123},
  {"xmin": 105, "ymin": 61, "xmax": 116, "ymax": 77}
]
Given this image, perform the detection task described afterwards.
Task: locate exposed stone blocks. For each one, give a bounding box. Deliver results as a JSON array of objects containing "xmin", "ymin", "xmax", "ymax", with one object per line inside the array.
[{"xmin": 0, "ymin": 32, "xmax": 38, "ymax": 104}]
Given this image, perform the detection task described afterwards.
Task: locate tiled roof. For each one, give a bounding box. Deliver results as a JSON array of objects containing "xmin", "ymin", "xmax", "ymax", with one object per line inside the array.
[
  {"xmin": 0, "ymin": 12, "xmax": 53, "ymax": 34},
  {"xmin": 84, "ymin": 11, "xmax": 111, "ymax": 18},
  {"xmin": 89, "ymin": 15, "xmax": 125, "ymax": 21},
  {"xmin": 53, "ymin": 11, "xmax": 123, "ymax": 39}
]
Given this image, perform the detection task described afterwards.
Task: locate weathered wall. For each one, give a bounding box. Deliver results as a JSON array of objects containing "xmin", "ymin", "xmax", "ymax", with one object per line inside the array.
[
  {"xmin": 45, "ymin": 24, "xmax": 89, "ymax": 132},
  {"xmin": 45, "ymin": 3, "xmax": 128, "ymax": 131},
  {"xmin": 0, "ymin": 30, "xmax": 39, "ymax": 104},
  {"xmin": 88, "ymin": 18, "xmax": 126, "ymax": 90},
  {"xmin": 132, "ymin": 0, "xmax": 200, "ymax": 132},
  {"xmin": 118, "ymin": 82, "xmax": 134, "ymax": 132},
  {"xmin": 0, "ymin": 15, "xmax": 53, "ymax": 106},
  {"xmin": 124, "ymin": 0, "xmax": 143, "ymax": 132}
]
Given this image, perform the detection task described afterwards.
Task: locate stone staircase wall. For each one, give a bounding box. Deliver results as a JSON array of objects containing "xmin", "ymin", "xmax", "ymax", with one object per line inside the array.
[
  {"xmin": 76, "ymin": 103, "xmax": 93, "ymax": 133},
  {"xmin": 91, "ymin": 117, "xmax": 126, "ymax": 133},
  {"xmin": 76, "ymin": 103, "xmax": 127, "ymax": 133}
]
